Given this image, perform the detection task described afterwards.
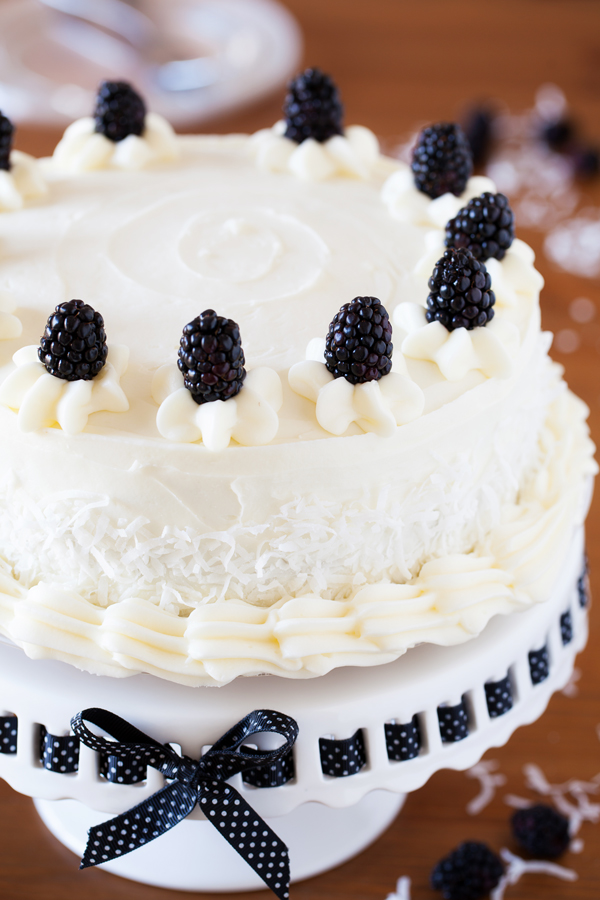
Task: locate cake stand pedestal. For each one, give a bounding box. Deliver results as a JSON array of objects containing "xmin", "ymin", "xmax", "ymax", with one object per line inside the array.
[
  {"xmin": 0, "ymin": 526, "xmax": 588, "ymax": 892},
  {"xmin": 34, "ymin": 790, "xmax": 405, "ymax": 891}
]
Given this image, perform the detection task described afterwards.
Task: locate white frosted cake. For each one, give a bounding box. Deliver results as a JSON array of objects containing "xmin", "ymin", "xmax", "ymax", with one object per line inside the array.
[{"xmin": 0, "ymin": 75, "xmax": 595, "ymax": 686}]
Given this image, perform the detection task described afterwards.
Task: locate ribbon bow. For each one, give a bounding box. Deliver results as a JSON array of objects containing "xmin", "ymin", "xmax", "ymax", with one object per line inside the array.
[{"xmin": 71, "ymin": 707, "xmax": 299, "ymax": 900}]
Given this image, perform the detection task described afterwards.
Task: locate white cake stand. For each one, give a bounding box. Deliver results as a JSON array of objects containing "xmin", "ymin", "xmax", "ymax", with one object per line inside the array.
[{"xmin": 0, "ymin": 525, "xmax": 588, "ymax": 892}]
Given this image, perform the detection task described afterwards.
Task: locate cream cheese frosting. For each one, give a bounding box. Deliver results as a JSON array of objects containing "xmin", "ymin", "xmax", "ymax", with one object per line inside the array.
[
  {"xmin": 251, "ymin": 121, "xmax": 396, "ymax": 181},
  {"xmin": 0, "ymin": 151, "xmax": 47, "ymax": 211},
  {"xmin": 50, "ymin": 112, "xmax": 179, "ymax": 172},
  {"xmin": 0, "ymin": 387, "xmax": 593, "ymax": 685},
  {"xmin": 288, "ymin": 352, "xmax": 424, "ymax": 436},
  {"xmin": 0, "ymin": 130, "xmax": 594, "ymax": 684},
  {"xmin": 0, "ymin": 345, "xmax": 129, "ymax": 433},
  {"xmin": 0, "ymin": 292, "xmax": 22, "ymax": 341},
  {"xmin": 153, "ymin": 365, "xmax": 283, "ymax": 451},
  {"xmin": 382, "ymin": 164, "xmax": 497, "ymax": 228}
]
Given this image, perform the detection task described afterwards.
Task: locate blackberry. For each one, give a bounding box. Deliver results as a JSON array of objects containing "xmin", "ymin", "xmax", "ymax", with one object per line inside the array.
[
  {"xmin": 94, "ymin": 81, "xmax": 146, "ymax": 143},
  {"xmin": 511, "ymin": 804, "xmax": 570, "ymax": 859},
  {"xmin": 426, "ymin": 248, "xmax": 495, "ymax": 332},
  {"xmin": 284, "ymin": 67, "xmax": 343, "ymax": 144},
  {"xmin": 39, "ymin": 300, "xmax": 107, "ymax": 381},
  {"xmin": 178, "ymin": 310, "xmax": 245, "ymax": 405},
  {"xmin": 461, "ymin": 104, "xmax": 496, "ymax": 168},
  {"xmin": 0, "ymin": 112, "xmax": 14, "ymax": 171},
  {"xmin": 431, "ymin": 841, "xmax": 504, "ymax": 900},
  {"xmin": 445, "ymin": 192, "xmax": 515, "ymax": 262},
  {"xmin": 324, "ymin": 296, "xmax": 393, "ymax": 385},
  {"xmin": 411, "ymin": 123, "xmax": 473, "ymax": 199},
  {"xmin": 540, "ymin": 118, "xmax": 574, "ymax": 152},
  {"xmin": 572, "ymin": 145, "xmax": 600, "ymax": 179}
]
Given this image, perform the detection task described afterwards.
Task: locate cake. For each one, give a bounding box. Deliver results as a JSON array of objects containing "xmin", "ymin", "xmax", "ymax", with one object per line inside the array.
[{"xmin": 0, "ymin": 75, "xmax": 595, "ymax": 687}]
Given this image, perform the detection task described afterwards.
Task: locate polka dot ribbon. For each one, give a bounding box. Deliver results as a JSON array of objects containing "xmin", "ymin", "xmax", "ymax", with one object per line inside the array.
[{"xmin": 70, "ymin": 707, "xmax": 299, "ymax": 900}]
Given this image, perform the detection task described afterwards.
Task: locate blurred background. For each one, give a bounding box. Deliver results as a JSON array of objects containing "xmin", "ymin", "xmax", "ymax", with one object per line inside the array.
[{"xmin": 2, "ymin": 2, "xmax": 600, "ymax": 899}]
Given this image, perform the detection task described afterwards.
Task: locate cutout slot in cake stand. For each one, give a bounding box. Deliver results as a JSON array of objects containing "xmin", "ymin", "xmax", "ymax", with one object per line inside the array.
[{"xmin": 0, "ymin": 524, "xmax": 588, "ymax": 891}]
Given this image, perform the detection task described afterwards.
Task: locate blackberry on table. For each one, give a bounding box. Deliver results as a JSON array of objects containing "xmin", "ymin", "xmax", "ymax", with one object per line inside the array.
[
  {"xmin": 39, "ymin": 300, "xmax": 107, "ymax": 381},
  {"xmin": 431, "ymin": 841, "xmax": 504, "ymax": 900},
  {"xmin": 324, "ymin": 296, "xmax": 393, "ymax": 385},
  {"xmin": 411, "ymin": 122, "xmax": 473, "ymax": 199},
  {"xmin": 284, "ymin": 67, "xmax": 343, "ymax": 144},
  {"xmin": 539, "ymin": 117, "xmax": 574, "ymax": 152},
  {"xmin": 511, "ymin": 804, "xmax": 570, "ymax": 859},
  {"xmin": 461, "ymin": 104, "xmax": 496, "ymax": 167},
  {"xmin": 426, "ymin": 248, "xmax": 495, "ymax": 331},
  {"xmin": 0, "ymin": 112, "xmax": 14, "ymax": 171},
  {"xmin": 94, "ymin": 81, "xmax": 146, "ymax": 143},
  {"xmin": 178, "ymin": 309, "xmax": 246, "ymax": 405},
  {"xmin": 445, "ymin": 192, "xmax": 515, "ymax": 262}
]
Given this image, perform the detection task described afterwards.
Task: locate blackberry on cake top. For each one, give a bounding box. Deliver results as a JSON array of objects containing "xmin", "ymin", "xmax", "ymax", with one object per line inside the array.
[
  {"xmin": 0, "ymin": 112, "xmax": 14, "ymax": 171},
  {"xmin": 325, "ymin": 296, "xmax": 393, "ymax": 384},
  {"xmin": 411, "ymin": 123, "xmax": 473, "ymax": 199},
  {"xmin": 427, "ymin": 248, "xmax": 495, "ymax": 332},
  {"xmin": 284, "ymin": 67, "xmax": 344, "ymax": 144},
  {"xmin": 445, "ymin": 192, "xmax": 515, "ymax": 261},
  {"xmin": 511, "ymin": 804, "xmax": 570, "ymax": 859},
  {"xmin": 94, "ymin": 81, "xmax": 146, "ymax": 143},
  {"xmin": 431, "ymin": 841, "xmax": 504, "ymax": 900},
  {"xmin": 178, "ymin": 310, "xmax": 246, "ymax": 405},
  {"xmin": 39, "ymin": 300, "xmax": 108, "ymax": 381}
]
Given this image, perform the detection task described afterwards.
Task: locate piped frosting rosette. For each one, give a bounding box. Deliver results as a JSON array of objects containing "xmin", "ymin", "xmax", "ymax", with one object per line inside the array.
[
  {"xmin": 0, "ymin": 298, "xmax": 129, "ymax": 433},
  {"xmin": 289, "ymin": 346, "xmax": 423, "ymax": 436},
  {"xmin": 395, "ymin": 302, "xmax": 519, "ymax": 382},
  {"xmin": 0, "ymin": 111, "xmax": 46, "ymax": 211},
  {"xmin": 0, "ymin": 387, "xmax": 593, "ymax": 686},
  {"xmin": 252, "ymin": 120, "xmax": 388, "ymax": 182},
  {"xmin": 0, "ymin": 151, "xmax": 47, "ymax": 211},
  {"xmin": 289, "ymin": 296, "xmax": 424, "ymax": 436},
  {"xmin": 0, "ymin": 344, "xmax": 129, "ymax": 433},
  {"xmin": 382, "ymin": 166, "xmax": 497, "ymax": 228},
  {"xmin": 153, "ymin": 308, "xmax": 282, "ymax": 451},
  {"xmin": 153, "ymin": 365, "xmax": 282, "ymax": 452},
  {"xmin": 51, "ymin": 81, "xmax": 178, "ymax": 172},
  {"xmin": 0, "ymin": 292, "xmax": 22, "ymax": 341}
]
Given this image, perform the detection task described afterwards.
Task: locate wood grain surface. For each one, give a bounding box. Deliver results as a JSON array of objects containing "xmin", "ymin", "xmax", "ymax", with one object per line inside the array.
[{"xmin": 2, "ymin": 1, "xmax": 600, "ymax": 898}]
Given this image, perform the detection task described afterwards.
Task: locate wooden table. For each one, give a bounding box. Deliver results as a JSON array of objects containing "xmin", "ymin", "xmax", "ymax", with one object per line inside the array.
[{"xmin": 3, "ymin": 1, "xmax": 600, "ymax": 898}]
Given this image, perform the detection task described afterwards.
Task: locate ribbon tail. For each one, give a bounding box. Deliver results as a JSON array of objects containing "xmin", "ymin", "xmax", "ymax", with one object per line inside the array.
[
  {"xmin": 81, "ymin": 781, "xmax": 196, "ymax": 869},
  {"xmin": 199, "ymin": 782, "xmax": 291, "ymax": 900}
]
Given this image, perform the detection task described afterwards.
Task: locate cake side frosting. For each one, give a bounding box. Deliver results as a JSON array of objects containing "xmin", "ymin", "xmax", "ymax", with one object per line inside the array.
[
  {"xmin": 0, "ymin": 386, "xmax": 593, "ymax": 685},
  {"xmin": 0, "ymin": 130, "xmax": 594, "ymax": 684}
]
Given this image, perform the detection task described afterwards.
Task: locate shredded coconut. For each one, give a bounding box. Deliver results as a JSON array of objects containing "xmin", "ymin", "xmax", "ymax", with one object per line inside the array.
[
  {"xmin": 385, "ymin": 876, "xmax": 411, "ymax": 900},
  {"xmin": 505, "ymin": 763, "xmax": 600, "ymax": 843},
  {"xmin": 561, "ymin": 666, "xmax": 581, "ymax": 698},
  {"xmin": 491, "ymin": 847, "xmax": 577, "ymax": 900},
  {"xmin": 545, "ymin": 210, "xmax": 600, "ymax": 279},
  {"xmin": 466, "ymin": 760, "xmax": 507, "ymax": 815}
]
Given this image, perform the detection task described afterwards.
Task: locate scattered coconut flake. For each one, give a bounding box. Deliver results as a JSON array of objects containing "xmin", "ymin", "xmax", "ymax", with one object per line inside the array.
[
  {"xmin": 385, "ymin": 876, "xmax": 411, "ymax": 900},
  {"xmin": 570, "ymin": 838, "xmax": 585, "ymax": 854},
  {"xmin": 561, "ymin": 666, "xmax": 581, "ymax": 698},
  {"xmin": 545, "ymin": 210, "xmax": 600, "ymax": 278},
  {"xmin": 490, "ymin": 847, "xmax": 577, "ymax": 900},
  {"xmin": 466, "ymin": 760, "xmax": 507, "ymax": 815},
  {"xmin": 504, "ymin": 793, "xmax": 533, "ymax": 810},
  {"xmin": 522, "ymin": 763, "xmax": 600, "ymax": 837},
  {"xmin": 569, "ymin": 297, "xmax": 595, "ymax": 324},
  {"xmin": 535, "ymin": 84, "xmax": 568, "ymax": 121},
  {"xmin": 554, "ymin": 329, "xmax": 581, "ymax": 354},
  {"xmin": 487, "ymin": 111, "xmax": 578, "ymax": 231}
]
